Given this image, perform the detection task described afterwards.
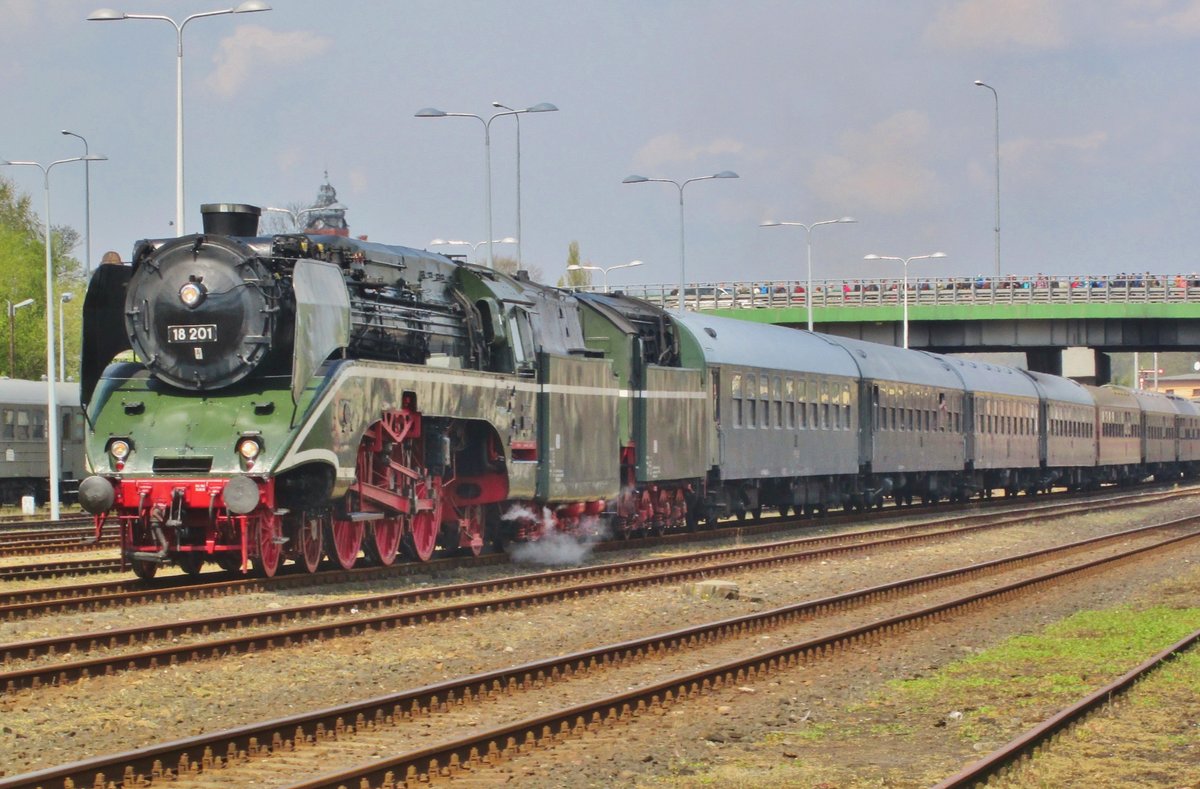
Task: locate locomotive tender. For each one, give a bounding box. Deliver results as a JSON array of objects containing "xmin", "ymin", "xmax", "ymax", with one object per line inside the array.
[{"xmin": 76, "ymin": 203, "xmax": 1200, "ymax": 578}]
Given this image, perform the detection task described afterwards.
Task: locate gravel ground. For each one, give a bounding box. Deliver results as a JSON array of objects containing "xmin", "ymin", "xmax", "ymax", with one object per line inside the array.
[{"xmin": 1, "ymin": 495, "xmax": 1198, "ymax": 786}]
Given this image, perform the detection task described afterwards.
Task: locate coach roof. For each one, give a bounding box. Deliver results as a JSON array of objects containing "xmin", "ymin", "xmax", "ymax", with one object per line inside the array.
[
  {"xmin": 936, "ymin": 355, "xmax": 1040, "ymax": 398},
  {"xmin": 0, "ymin": 379, "xmax": 81, "ymax": 407},
  {"xmin": 818, "ymin": 334, "xmax": 963, "ymax": 389},
  {"xmin": 671, "ymin": 312, "xmax": 860, "ymax": 377},
  {"xmin": 1020, "ymin": 369, "xmax": 1095, "ymax": 406}
]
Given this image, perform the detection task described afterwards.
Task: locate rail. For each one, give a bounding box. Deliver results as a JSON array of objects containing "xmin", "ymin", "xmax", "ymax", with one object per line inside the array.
[{"xmin": 592, "ymin": 273, "xmax": 1200, "ymax": 312}]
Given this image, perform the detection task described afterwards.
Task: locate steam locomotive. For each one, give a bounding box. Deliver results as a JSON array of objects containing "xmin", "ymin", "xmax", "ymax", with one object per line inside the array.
[{"xmin": 76, "ymin": 203, "xmax": 1200, "ymax": 578}]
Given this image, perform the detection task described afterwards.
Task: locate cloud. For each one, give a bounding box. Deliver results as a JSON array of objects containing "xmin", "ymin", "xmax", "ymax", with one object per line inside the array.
[
  {"xmin": 206, "ymin": 25, "xmax": 332, "ymax": 98},
  {"xmin": 808, "ymin": 111, "xmax": 941, "ymax": 215},
  {"xmin": 924, "ymin": 0, "xmax": 1068, "ymax": 50},
  {"xmin": 631, "ymin": 133, "xmax": 747, "ymax": 171},
  {"xmin": 1118, "ymin": 0, "xmax": 1200, "ymax": 38},
  {"xmin": 1001, "ymin": 130, "xmax": 1109, "ymax": 178},
  {"xmin": 0, "ymin": 0, "xmax": 33, "ymax": 25}
]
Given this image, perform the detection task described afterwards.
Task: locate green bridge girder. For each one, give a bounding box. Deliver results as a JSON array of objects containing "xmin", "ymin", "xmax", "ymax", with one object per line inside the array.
[{"xmin": 707, "ymin": 301, "xmax": 1200, "ymax": 325}]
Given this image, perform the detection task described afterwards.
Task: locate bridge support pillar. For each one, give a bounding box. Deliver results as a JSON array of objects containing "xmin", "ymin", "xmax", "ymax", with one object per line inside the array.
[
  {"xmin": 1093, "ymin": 350, "xmax": 1112, "ymax": 385},
  {"xmin": 1049, "ymin": 346, "xmax": 1112, "ymax": 385},
  {"xmin": 1025, "ymin": 348, "xmax": 1062, "ymax": 376}
]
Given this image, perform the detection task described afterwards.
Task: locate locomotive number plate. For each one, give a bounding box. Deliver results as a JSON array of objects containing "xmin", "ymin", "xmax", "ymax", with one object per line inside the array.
[{"xmin": 167, "ymin": 324, "xmax": 218, "ymax": 343}]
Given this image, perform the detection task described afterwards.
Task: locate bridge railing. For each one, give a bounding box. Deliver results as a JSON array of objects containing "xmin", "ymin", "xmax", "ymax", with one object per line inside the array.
[{"xmin": 597, "ymin": 274, "xmax": 1200, "ymax": 311}]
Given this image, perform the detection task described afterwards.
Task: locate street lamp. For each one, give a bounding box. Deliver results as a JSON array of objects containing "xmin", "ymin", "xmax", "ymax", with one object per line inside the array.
[
  {"xmin": 58, "ymin": 292, "xmax": 73, "ymax": 382},
  {"xmin": 2, "ymin": 153, "xmax": 107, "ymax": 520},
  {"xmin": 491, "ymin": 101, "xmax": 558, "ymax": 269},
  {"xmin": 415, "ymin": 102, "xmax": 557, "ymax": 270},
  {"xmin": 974, "ymin": 80, "xmax": 1000, "ymax": 279},
  {"xmin": 429, "ymin": 237, "xmax": 517, "ymax": 265},
  {"xmin": 622, "ymin": 171, "xmax": 739, "ymax": 313},
  {"xmin": 760, "ymin": 217, "xmax": 857, "ymax": 331},
  {"xmin": 6, "ymin": 298, "xmax": 34, "ymax": 378},
  {"xmin": 60, "ymin": 131, "xmax": 93, "ymax": 274},
  {"xmin": 863, "ymin": 252, "xmax": 946, "ymax": 349},
  {"xmin": 88, "ymin": 1, "xmax": 272, "ymax": 236},
  {"xmin": 567, "ymin": 260, "xmax": 643, "ymax": 292}
]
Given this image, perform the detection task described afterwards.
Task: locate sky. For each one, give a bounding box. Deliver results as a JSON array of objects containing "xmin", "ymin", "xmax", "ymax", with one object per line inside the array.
[{"xmin": 4, "ymin": 0, "xmax": 1200, "ymax": 290}]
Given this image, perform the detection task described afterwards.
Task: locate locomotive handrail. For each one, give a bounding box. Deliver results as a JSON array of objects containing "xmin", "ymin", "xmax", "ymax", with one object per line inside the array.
[{"xmin": 591, "ymin": 273, "xmax": 1200, "ymax": 312}]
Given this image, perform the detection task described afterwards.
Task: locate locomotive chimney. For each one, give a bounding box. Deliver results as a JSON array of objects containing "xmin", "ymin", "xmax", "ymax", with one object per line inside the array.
[{"xmin": 200, "ymin": 203, "xmax": 262, "ymax": 236}]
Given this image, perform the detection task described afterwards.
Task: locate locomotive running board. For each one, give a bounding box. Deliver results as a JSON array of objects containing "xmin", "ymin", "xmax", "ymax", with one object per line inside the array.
[{"xmin": 346, "ymin": 511, "xmax": 385, "ymax": 522}]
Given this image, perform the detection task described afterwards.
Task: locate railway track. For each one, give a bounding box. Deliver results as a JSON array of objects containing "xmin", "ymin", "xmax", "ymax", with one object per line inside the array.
[
  {"xmin": 0, "ymin": 482, "xmax": 1190, "ymax": 618},
  {"xmin": 0, "ymin": 532, "xmax": 118, "ymax": 558},
  {"xmin": 0, "ymin": 479, "xmax": 1185, "ymax": 582},
  {"xmin": 3, "ymin": 503, "xmax": 1196, "ymax": 788},
  {"xmin": 0, "ymin": 556, "xmax": 123, "ymax": 581},
  {"xmin": 0, "ymin": 514, "xmax": 89, "ymax": 530},
  {"xmin": 933, "ymin": 627, "xmax": 1200, "ymax": 787},
  {"xmin": 0, "ymin": 492, "xmax": 1194, "ymax": 693}
]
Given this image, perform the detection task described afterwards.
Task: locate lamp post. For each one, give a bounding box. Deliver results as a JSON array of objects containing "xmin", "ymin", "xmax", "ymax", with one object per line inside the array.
[
  {"xmin": 2, "ymin": 153, "xmax": 107, "ymax": 520},
  {"xmin": 567, "ymin": 260, "xmax": 643, "ymax": 292},
  {"xmin": 974, "ymin": 80, "xmax": 1000, "ymax": 279},
  {"xmin": 88, "ymin": 1, "xmax": 272, "ymax": 236},
  {"xmin": 416, "ymin": 102, "xmax": 557, "ymax": 270},
  {"xmin": 760, "ymin": 217, "xmax": 857, "ymax": 331},
  {"xmin": 863, "ymin": 252, "xmax": 946, "ymax": 349},
  {"xmin": 6, "ymin": 298, "xmax": 34, "ymax": 378},
  {"xmin": 60, "ymin": 131, "xmax": 93, "ymax": 274},
  {"xmin": 491, "ymin": 101, "xmax": 557, "ymax": 269},
  {"xmin": 622, "ymin": 171, "xmax": 739, "ymax": 313},
  {"xmin": 58, "ymin": 292, "xmax": 73, "ymax": 382},
  {"xmin": 429, "ymin": 237, "xmax": 517, "ymax": 265}
]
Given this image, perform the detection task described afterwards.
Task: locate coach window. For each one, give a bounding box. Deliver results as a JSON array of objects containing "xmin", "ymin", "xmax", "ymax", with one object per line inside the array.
[
  {"xmin": 2, "ymin": 409, "xmax": 12, "ymax": 440},
  {"xmin": 785, "ymin": 378, "xmax": 795, "ymax": 429},
  {"xmin": 745, "ymin": 374, "xmax": 757, "ymax": 428},
  {"xmin": 773, "ymin": 376, "xmax": 783, "ymax": 429},
  {"xmin": 14, "ymin": 409, "xmax": 30, "ymax": 440},
  {"xmin": 760, "ymin": 375, "xmax": 771, "ymax": 428},
  {"xmin": 731, "ymin": 373, "xmax": 743, "ymax": 428}
]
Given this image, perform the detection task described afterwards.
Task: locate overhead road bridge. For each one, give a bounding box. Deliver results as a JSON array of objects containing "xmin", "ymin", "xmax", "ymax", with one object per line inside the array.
[{"xmin": 604, "ymin": 274, "xmax": 1200, "ymax": 384}]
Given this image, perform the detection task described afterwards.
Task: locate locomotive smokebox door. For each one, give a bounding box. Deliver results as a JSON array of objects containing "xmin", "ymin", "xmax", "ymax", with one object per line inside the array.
[{"xmin": 125, "ymin": 235, "xmax": 276, "ymax": 390}]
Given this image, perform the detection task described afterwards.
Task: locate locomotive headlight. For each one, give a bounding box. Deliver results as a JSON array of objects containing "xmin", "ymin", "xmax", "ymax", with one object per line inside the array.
[
  {"xmin": 237, "ymin": 437, "xmax": 262, "ymax": 461},
  {"xmin": 178, "ymin": 281, "xmax": 207, "ymax": 308},
  {"xmin": 108, "ymin": 438, "xmax": 132, "ymax": 461}
]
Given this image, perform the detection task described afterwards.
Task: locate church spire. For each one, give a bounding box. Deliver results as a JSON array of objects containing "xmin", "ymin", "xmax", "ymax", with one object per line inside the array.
[{"xmin": 304, "ymin": 173, "xmax": 349, "ymax": 236}]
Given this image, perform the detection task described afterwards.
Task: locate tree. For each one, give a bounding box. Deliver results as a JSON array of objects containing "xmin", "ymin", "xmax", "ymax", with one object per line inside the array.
[
  {"xmin": 258, "ymin": 201, "xmax": 312, "ymax": 236},
  {"xmin": 560, "ymin": 240, "xmax": 591, "ymax": 289},
  {"xmin": 0, "ymin": 175, "xmax": 86, "ymax": 381},
  {"xmin": 492, "ymin": 254, "xmax": 545, "ymax": 284}
]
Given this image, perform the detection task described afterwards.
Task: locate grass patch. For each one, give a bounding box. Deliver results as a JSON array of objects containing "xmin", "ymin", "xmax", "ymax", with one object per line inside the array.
[
  {"xmin": 861, "ymin": 606, "xmax": 1200, "ymax": 746},
  {"xmin": 650, "ymin": 573, "xmax": 1200, "ymax": 788}
]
